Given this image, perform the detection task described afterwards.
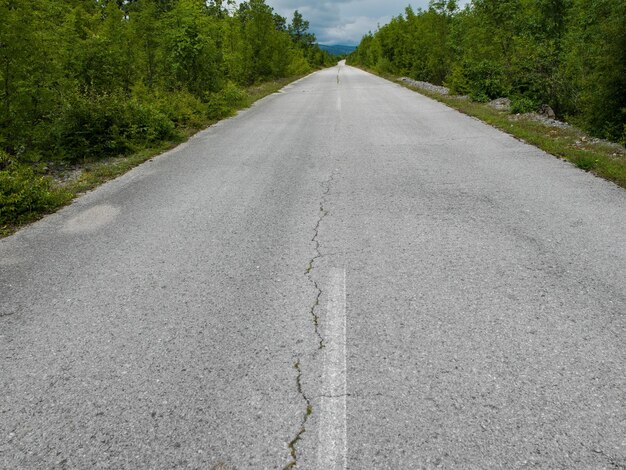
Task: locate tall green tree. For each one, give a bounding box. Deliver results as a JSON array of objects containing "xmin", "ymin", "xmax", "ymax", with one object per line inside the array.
[
  {"xmin": 561, "ymin": 0, "xmax": 625, "ymax": 140},
  {"xmin": 0, "ymin": 0, "xmax": 334, "ymax": 163},
  {"xmin": 349, "ymin": 0, "xmax": 624, "ymax": 142},
  {"xmin": 289, "ymin": 10, "xmax": 315, "ymax": 48}
]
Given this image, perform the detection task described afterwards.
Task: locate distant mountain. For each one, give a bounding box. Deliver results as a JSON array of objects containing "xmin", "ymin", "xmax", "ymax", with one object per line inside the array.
[{"xmin": 318, "ymin": 44, "xmax": 357, "ymax": 56}]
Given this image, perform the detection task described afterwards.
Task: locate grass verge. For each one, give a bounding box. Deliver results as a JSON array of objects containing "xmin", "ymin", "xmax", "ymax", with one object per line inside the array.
[
  {"xmin": 362, "ymin": 67, "xmax": 626, "ymax": 190},
  {"xmin": 0, "ymin": 76, "xmax": 305, "ymax": 238}
]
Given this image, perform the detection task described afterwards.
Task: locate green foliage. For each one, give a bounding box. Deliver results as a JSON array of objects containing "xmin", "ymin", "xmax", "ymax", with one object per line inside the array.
[
  {"xmin": 161, "ymin": 0, "xmax": 222, "ymax": 96},
  {"xmin": 151, "ymin": 89, "xmax": 208, "ymax": 127},
  {"xmin": 572, "ymin": 155, "xmax": 597, "ymax": 171},
  {"xmin": 448, "ymin": 60, "xmax": 510, "ymax": 101},
  {"xmin": 0, "ymin": 0, "xmax": 336, "ymax": 229},
  {"xmin": 55, "ymin": 93, "xmax": 176, "ymax": 161},
  {"xmin": 349, "ymin": 0, "xmax": 625, "ymax": 143},
  {"xmin": 0, "ymin": 151, "xmax": 70, "ymax": 227},
  {"xmin": 560, "ymin": 0, "xmax": 626, "ymax": 142},
  {"xmin": 287, "ymin": 49, "xmax": 312, "ymax": 76},
  {"xmin": 0, "ymin": 0, "xmax": 331, "ymax": 161},
  {"xmin": 510, "ymin": 96, "xmax": 540, "ymax": 114},
  {"xmin": 289, "ymin": 10, "xmax": 315, "ymax": 48},
  {"xmin": 206, "ymin": 81, "xmax": 247, "ymax": 119}
]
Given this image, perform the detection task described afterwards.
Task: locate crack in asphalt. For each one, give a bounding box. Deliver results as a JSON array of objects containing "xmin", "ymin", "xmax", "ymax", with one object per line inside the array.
[
  {"xmin": 283, "ymin": 360, "xmax": 313, "ymax": 470},
  {"xmin": 305, "ymin": 174, "xmax": 334, "ymax": 349},
  {"xmin": 309, "ymin": 285, "xmax": 324, "ymax": 350},
  {"xmin": 304, "ymin": 202, "xmax": 329, "ymax": 276},
  {"xmin": 284, "ymin": 173, "xmax": 335, "ymax": 469}
]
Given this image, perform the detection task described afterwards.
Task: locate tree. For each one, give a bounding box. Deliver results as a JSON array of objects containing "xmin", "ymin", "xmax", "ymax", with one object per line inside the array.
[
  {"xmin": 289, "ymin": 10, "xmax": 315, "ymax": 48},
  {"xmin": 349, "ymin": 0, "xmax": 624, "ymax": 142},
  {"xmin": 0, "ymin": 0, "xmax": 329, "ymax": 165}
]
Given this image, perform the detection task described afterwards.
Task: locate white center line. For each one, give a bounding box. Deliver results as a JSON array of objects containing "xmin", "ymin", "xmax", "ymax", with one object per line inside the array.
[{"xmin": 318, "ymin": 268, "xmax": 347, "ymax": 470}]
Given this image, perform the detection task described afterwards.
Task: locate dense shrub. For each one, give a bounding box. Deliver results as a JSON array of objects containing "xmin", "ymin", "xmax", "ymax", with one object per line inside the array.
[
  {"xmin": 349, "ymin": 0, "xmax": 625, "ymax": 142},
  {"xmin": 55, "ymin": 94, "xmax": 176, "ymax": 161},
  {"xmin": 287, "ymin": 49, "xmax": 313, "ymax": 76},
  {"xmin": 0, "ymin": 0, "xmax": 336, "ymax": 229},
  {"xmin": 448, "ymin": 60, "xmax": 510, "ymax": 102},
  {"xmin": 0, "ymin": 152, "xmax": 70, "ymax": 226},
  {"xmin": 0, "ymin": 0, "xmax": 335, "ymax": 163},
  {"xmin": 206, "ymin": 82, "xmax": 248, "ymax": 120},
  {"xmin": 510, "ymin": 96, "xmax": 540, "ymax": 114}
]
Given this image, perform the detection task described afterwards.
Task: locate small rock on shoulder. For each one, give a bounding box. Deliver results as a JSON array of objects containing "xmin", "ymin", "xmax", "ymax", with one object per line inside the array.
[
  {"xmin": 538, "ymin": 104, "xmax": 556, "ymax": 119},
  {"xmin": 398, "ymin": 77, "xmax": 449, "ymax": 95},
  {"xmin": 488, "ymin": 98, "xmax": 511, "ymax": 111}
]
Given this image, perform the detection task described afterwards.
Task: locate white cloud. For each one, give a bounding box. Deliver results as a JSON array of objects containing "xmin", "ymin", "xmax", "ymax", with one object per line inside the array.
[
  {"xmin": 270, "ymin": 0, "xmax": 467, "ymax": 45},
  {"xmin": 320, "ymin": 15, "xmax": 388, "ymax": 45},
  {"xmin": 234, "ymin": 0, "xmax": 470, "ymax": 45}
]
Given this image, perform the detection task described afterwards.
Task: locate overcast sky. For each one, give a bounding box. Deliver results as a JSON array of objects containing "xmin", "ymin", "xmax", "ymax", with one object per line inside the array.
[{"xmin": 258, "ymin": 0, "xmax": 470, "ymax": 46}]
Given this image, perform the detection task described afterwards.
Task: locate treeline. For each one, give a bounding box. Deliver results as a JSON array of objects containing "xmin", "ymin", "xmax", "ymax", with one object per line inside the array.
[
  {"xmin": 0, "ymin": 0, "xmax": 333, "ymax": 164},
  {"xmin": 0, "ymin": 0, "xmax": 335, "ymax": 228},
  {"xmin": 349, "ymin": 0, "xmax": 625, "ymax": 144}
]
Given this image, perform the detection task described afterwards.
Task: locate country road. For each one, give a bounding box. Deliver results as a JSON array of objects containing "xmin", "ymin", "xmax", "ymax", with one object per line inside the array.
[{"xmin": 1, "ymin": 62, "xmax": 625, "ymax": 469}]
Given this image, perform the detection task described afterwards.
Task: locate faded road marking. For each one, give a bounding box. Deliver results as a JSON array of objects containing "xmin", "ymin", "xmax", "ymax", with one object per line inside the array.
[{"xmin": 318, "ymin": 268, "xmax": 347, "ymax": 470}]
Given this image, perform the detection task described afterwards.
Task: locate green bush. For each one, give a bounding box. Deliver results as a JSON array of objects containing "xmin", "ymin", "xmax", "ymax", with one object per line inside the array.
[
  {"xmin": 206, "ymin": 82, "xmax": 247, "ymax": 120},
  {"xmin": 153, "ymin": 90, "xmax": 208, "ymax": 128},
  {"xmin": 0, "ymin": 151, "xmax": 71, "ymax": 226},
  {"xmin": 221, "ymin": 82, "xmax": 247, "ymax": 108},
  {"xmin": 446, "ymin": 65, "xmax": 471, "ymax": 96},
  {"xmin": 375, "ymin": 57, "xmax": 396, "ymax": 75},
  {"xmin": 56, "ymin": 94, "xmax": 176, "ymax": 161},
  {"xmin": 470, "ymin": 91, "xmax": 490, "ymax": 103},
  {"xmin": 287, "ymin": 50, "xmax": 312, "ymax": 76},
  {"xmin": 510, "ymin": 96, "xmax": 539, "ymax": 114},
  {"xmin": 447, "ymin": 61, "xmax": 510, "ymax": 102}
]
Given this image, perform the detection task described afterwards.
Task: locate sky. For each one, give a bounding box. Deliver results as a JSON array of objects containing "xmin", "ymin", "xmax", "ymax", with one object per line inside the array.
[{"xmin": 259, "ymin": 0, "xmax": 470, "ymax": 46}]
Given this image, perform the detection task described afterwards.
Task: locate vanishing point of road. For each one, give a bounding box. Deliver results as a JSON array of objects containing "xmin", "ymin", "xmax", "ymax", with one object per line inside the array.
[{"xmin": 1, "ymin": 62, "xmax": 625, "ymax": 469}]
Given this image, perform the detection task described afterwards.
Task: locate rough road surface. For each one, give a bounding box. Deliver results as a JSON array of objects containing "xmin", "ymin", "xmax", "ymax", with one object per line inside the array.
[{"xmin": 1, "ymin": 62, "xmax": 625, "ymax": 469}]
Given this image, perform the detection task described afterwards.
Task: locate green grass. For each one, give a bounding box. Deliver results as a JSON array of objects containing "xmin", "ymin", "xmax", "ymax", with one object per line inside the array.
[
  {"xmin": 0, "ymin": 76, "xmax": 307, "ymax": 238},
  {"xmin": 365, "ymin": 67, "xmax": 626, "ymax": 190}
]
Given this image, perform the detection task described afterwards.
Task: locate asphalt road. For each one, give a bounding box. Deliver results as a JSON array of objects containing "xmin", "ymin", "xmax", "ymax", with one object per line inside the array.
[{"xmin": 1, "ymin": 62, "xmax": 625, "ymax": 469}]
